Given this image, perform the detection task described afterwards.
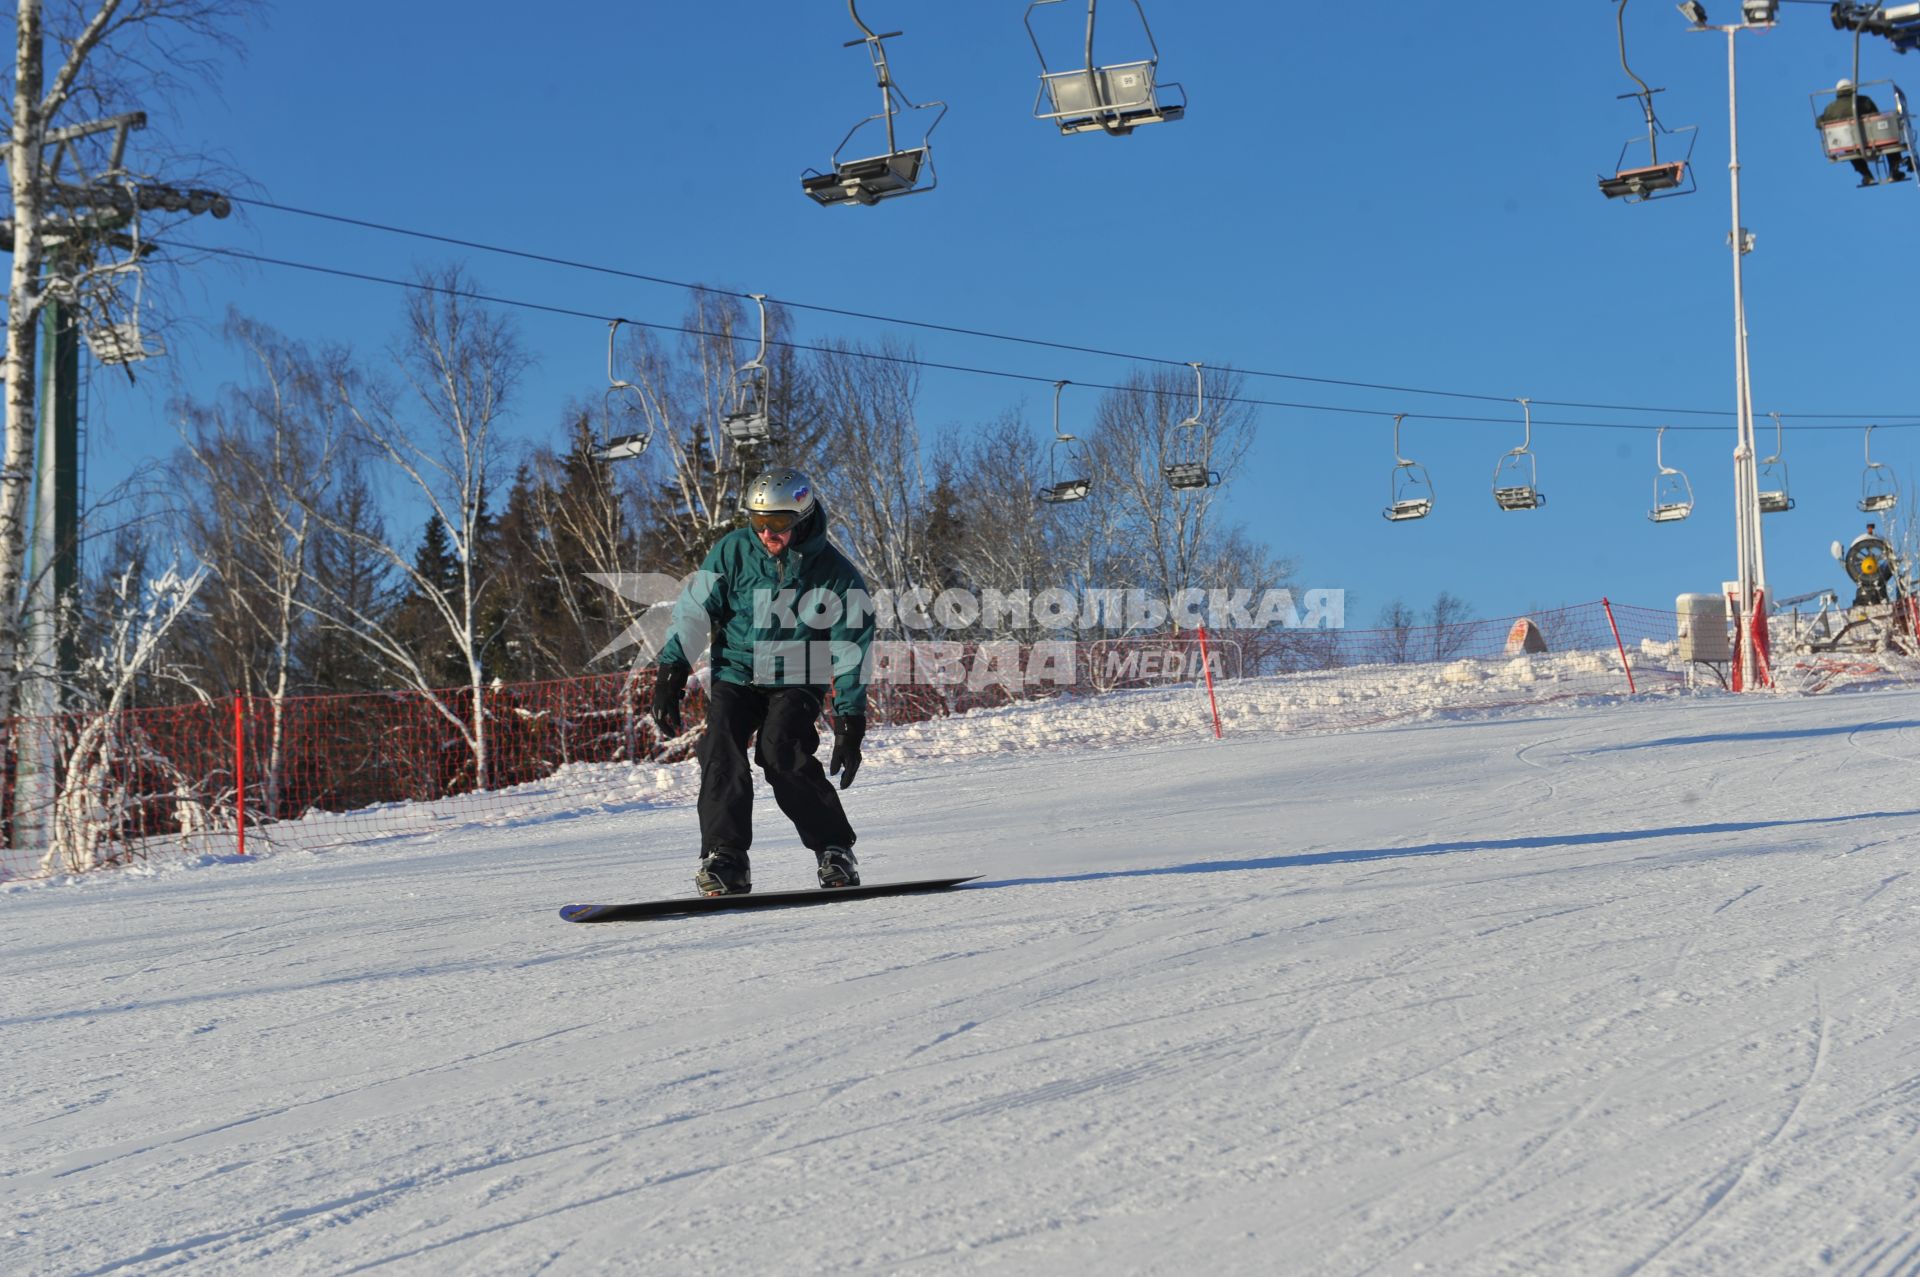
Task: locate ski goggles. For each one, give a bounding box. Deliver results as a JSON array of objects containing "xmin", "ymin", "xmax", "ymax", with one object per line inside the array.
[{"xmin": 747, "ymin": 508, "xmax": 804, "ymax": 533}]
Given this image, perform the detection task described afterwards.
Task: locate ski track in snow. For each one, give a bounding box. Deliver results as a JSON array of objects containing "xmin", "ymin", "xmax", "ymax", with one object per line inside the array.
[{"xmin": 5, "ymin": 683, "xmax": 1920, "ymax": 1274}]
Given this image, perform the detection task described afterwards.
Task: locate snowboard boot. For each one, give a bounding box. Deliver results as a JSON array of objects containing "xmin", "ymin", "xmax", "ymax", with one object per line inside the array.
[
  {"xmin": 817, "ymin": 845, "xmax": 860, "ymax": 889},
  {"xmin": 694, "ymin": 848, "xmax": 751, "ymax": 896}
]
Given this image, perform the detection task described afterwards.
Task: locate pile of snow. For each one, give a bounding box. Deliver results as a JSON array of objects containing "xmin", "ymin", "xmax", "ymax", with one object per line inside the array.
[{"xmin": 87, "ymin": 642, "xmax": 1920, "ymax": 870}]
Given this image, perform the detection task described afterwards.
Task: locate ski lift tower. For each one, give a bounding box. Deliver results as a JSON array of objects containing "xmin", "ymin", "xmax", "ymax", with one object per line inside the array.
[
  {"xmin": 5, "ymin": 110, "xmax": 232, "ymax": 858},
  {"xmin": 1831, "ymin": 1, "xmax": 1920, "ymax": 54},
  {"xmin": 1678, "ymin": 0, "xmax": 1777, "ymax": 689}
]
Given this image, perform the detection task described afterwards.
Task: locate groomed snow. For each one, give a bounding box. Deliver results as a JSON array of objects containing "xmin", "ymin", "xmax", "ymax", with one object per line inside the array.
[{"xmin": 6, "ymin": 678, "xmax": 1920, "ymax": 1275}]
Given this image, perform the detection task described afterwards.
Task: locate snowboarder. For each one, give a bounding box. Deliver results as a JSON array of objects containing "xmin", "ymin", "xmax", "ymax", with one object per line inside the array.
[{"xmin": 651, "ymin": 468, "xmax": 875, "ymax": 896}]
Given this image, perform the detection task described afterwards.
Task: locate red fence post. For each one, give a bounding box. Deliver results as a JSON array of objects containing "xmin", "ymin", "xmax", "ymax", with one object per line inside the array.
[
  {"xmin": 234, "ymin": 694, "xmax": 246, "ymax": 857},
  {"xmin": 1196, "ymin": 626, "xmax": 1223, "ymax": 739},
  {"xmin": 1602, "ymin": 598, "xmax": 1637, "ymax": 695}
]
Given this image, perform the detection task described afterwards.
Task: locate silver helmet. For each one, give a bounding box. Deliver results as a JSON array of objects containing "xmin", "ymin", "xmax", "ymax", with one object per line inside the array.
[{"xmin": 742, "ymin": 467, "xmax": 818, "ymax": 530}]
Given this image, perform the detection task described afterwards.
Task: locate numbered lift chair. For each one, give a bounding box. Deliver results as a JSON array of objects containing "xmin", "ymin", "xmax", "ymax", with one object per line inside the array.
[
  {"xmin": 1597, "ymin": 0, "xmax": 1698, "ymax": 202},
  {"xmin": 722, "ymin": 295, "xmax": 781, "ymax": 454},
  {"xmin": 1492, "ymin": 398, "xmax": 1547, "ymax": 511},
  {"xmin": 1811, "ymin": 23, "xmax": 1916, "ymax": 189},
  {"xmin": 1025, "ymin": 0, "xmax": 1186, "ymax": 137},
  {"xmin": 1859, "ymin": 424, "xmax": 1899, "ymax": 514},
  {"xmin": 1037, "ymin": 381, "xmax": 1092, "ymax": 504},
  {"xmin": 595, "ymin": 319, "xmax": 652, "ymax": 463},
  {"xmin": 1648, "ymin": 427, "xmax": 1694, "ymax": 523},
  {"xmin": 1163, "ymin": 363, "xmax": 1221, "ymax": 492},
  {"xmin": 801, "ymin": 1, "xmax": 948, "ymax": 207},
  {"xmin": 1812, "ymin": 78, "xmax": 1917, "ymax": 186},
  {"xmin": 1383, "ymin": 414, "xmax": 1435, "ymax": 522},
  {"xmin": 1758, "ymin": 412, "xmax": 1795, "ymax": 514}
]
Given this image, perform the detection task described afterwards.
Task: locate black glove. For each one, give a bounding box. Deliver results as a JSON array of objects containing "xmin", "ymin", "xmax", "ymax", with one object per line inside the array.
[
  {"xmin": 653, "ymin": 662, "xmax": 691, "ymax": 740},
  {"xmin": 828, "ymin": 715, "xmax": 866, "ymax": 790}
]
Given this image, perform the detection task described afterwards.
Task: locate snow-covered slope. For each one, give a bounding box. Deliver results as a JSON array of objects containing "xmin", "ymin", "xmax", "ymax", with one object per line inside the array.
[{"xmin": 6, "ymin": 685, "xmax": 1920, "ymax": 1275}]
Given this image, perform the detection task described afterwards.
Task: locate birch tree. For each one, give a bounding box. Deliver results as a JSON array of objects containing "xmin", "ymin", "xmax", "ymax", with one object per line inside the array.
[
  {"xmin": 306, "ymin": 267, "xmax": 524, "ymax": 792},
  {"xmin": 173, "ymin": 315, "xmax": 356, "ymax": 817},
  {"xmin": 1085, "ymin": 365, "xmax": 1258, "ymax": 610},
  {"xmin": 621, "ymin": 292, "xmax": 828, "ymax": 573},
  {"xmin": 810, "ymin": 336, "xmax": 926, "ymax": 591},
  {"xmin": 936, "ymin": 412, "xmax": 1056, "ymax": 639},
  {"xmin": 2, "ymin": 0, "xmax": 256, "ymax": 723}
]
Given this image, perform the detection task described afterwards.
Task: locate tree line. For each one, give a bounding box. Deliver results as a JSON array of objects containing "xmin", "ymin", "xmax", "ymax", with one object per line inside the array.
[{"xmin": 56, "ymin": 272, "xmax": 1286, "ymax": 780}]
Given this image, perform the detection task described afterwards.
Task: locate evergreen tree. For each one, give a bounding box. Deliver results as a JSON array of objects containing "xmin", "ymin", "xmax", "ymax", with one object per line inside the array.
[{"xmin": 390, "ymin": 515, "xmax": 463, "ymax": 687}]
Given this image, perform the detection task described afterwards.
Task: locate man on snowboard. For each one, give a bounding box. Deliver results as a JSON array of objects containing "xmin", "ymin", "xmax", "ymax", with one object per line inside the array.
[{"xmin": 651, "ymin": 468, "xmax": 875, "ymax": 896}]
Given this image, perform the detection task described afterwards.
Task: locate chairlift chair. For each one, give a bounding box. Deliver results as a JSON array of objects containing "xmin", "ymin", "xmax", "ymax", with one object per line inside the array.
[
  {"xmin": 594, "ymin": 319, "xmax": 652, "ymax": 462},
  {"xmin": 1037, "ymin": 380, "xmax": 1092, "ymax": 504},
  {"xmin": 1859, "ymin": 424, "xmax": 1899, "ymax": 513},
  {"xmin": 1648, "ymin": 426, "xmax": 1694, "ymax": 523},
  {"xmin": 83, "ymin": 277, "xmax": 164, "ymax": 365},
  {"xmin": 1162, "ymin": 462, "xmax": 1217, "ymax": 490},
  {"xmin": 721, "ymin": 295, "xmax": 781, "ymax": 452},
  {"xmin": 1383, "ymin": 414, "xmax": 1435, "ymax": 522},
  {"xmin": 801, "ymin": 1, "xmax": 948, "ymax": 207},
  {"xmin": 1162, "ymin": 362, "xmax": 1220, "ymax": 492},
  {"xmin": 1597, "ymin": 1, "xmax": 1698, "ymax": 203},
  {"xmin": 1492, "ymin": 398, "xmax": 1546, "ymax": 511},
  {"xmin": 1810, "ymin": 25, "xmax": 1916, "ymax": 188},
  {"xmin": 1758, "ymin": 412, "xmax": 1795, "ymax": 513},
  {"xmin": 82, "ymin": 230, "xmax": 164, "ymax": 366},
  {"xmin": 1811, "ymin": 79, "xmax": 1917, "ymax": 185},
  {"xmin": 1024, "ymin": 0, "xmax": 1186, "ymax": 137}
]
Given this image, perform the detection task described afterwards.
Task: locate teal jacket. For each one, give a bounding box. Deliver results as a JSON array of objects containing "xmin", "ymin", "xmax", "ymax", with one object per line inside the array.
[{"xmin": 657, "ymin": 505, "xmax": 875, "ymax": 718}]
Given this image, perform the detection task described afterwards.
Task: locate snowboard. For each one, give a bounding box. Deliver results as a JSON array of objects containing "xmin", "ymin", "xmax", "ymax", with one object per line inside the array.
[{"xmin": 559, "ymin": 875, "xmax": 980, "ymax": 923}]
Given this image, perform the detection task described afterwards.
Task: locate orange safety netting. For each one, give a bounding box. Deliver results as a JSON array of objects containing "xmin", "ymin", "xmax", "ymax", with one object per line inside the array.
[{"xmin": 0, "ymin": 600, "xmax": 1907, "ymax": 883}]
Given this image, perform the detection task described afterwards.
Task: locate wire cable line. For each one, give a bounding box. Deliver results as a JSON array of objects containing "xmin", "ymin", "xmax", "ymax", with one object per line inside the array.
[
  {"xmin": 173, "ymin": 239, "xmax": 1920, "ymax": 436},
  {"xmin": 222, "ymin": 195, "xmax": 1920, "ymax": 425}
]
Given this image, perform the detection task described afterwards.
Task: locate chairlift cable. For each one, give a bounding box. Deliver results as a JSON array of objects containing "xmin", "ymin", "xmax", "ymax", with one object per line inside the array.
[
  {"xmin": 220, "ymin": 194, "xmax": 1919, "ymax": 424},
  {"xmin": 168, "ymin": 238, "xmax": 1920, "ymax": 437}
]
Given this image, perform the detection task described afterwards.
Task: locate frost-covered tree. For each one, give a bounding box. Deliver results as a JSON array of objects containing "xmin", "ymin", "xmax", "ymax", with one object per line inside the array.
[
  {"xmin": 173, "ymin": 316, "xmax": 362, "ymax": 817},
  {"xmin": 47, "ymin": 555, "xmax": 207, "ymax": 874}
]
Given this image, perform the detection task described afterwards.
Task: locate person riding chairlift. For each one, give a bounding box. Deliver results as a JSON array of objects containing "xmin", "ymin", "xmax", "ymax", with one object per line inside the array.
[{"xmin": 1822, "ymin": 79, "xmax": 1911, "ymax": 185}]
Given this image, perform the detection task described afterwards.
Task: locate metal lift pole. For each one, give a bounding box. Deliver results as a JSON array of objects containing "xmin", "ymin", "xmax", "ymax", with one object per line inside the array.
[
  {"xmin": 15, "ymin": 292, "xmax": 79, "ymax": 855},
  {"xmin": 1726, "ymin": 24, "xmax": 1769, "ymax": 685},
  {"xmin": 1689, "ymin": 8, "xmax": 1772, "ymax": 687}
]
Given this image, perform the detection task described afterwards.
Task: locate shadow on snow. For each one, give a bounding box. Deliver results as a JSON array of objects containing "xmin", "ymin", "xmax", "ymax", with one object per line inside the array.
[
  {"xmin": 1588, "ymin": 720, "xmax": 1920, "ymax": 751},
  {"xmin": 970, "ymin": 808, "xmax": 1920, "ymax": 889}
]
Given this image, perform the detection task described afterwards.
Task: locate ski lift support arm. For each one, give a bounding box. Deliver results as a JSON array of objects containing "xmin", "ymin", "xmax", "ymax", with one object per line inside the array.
[
  {"xmin": 847, "ymin": 0, "xmax": 907, "ymax": 157},
  {"xmin": 1832, "ymin": 2, "xmax": 1920, "ymax": 52},
  {"xmin": 1616, "ymin": 0, "xmax": 1666, "ymax": 158}
]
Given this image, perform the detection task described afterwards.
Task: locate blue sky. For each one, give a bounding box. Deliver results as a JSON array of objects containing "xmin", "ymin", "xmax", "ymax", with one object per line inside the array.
[{"xmin": 75, "ymin": 0, "xmax": 1920, "ymax": 625}]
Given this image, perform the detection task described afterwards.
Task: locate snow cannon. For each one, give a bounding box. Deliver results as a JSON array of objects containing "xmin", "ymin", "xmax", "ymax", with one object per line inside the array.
[{"xmin": 1832, "ymin": 535, "xmax": 1898, "ymax": 606}]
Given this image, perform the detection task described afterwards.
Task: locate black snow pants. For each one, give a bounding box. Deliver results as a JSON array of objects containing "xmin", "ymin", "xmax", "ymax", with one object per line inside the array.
[{"xmin": 697, "ymin": 680, "xmax": 856, "ymax": 855}]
